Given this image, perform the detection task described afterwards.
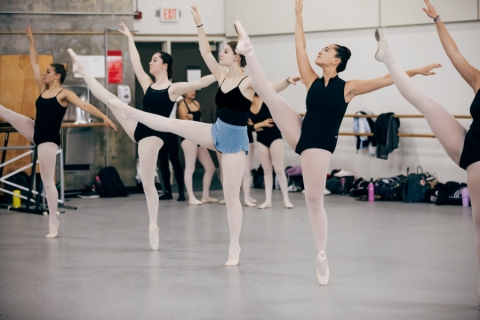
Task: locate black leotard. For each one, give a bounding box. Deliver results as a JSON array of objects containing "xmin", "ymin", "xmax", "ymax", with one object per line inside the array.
[
  {"xmin": 214, "ymin": 76, "xmax": 251, "ymax": 126},
  {"xmin": 34, "ymin": 90, "xmax": 67, "ymax": 146},
  {"xmin": 459, "ymin": 90, "xmax": 480, "ymax": 170},
  {"xmin": 295, "ymin": 76, "xmax": 348, "ymax": 155},
  {"xmin": 134, "ymin": 85, "xmax": 175, "ymax": 143},
  {"xmin": 184, "ymin": 100, "xmax": 201, "ymax": 122},
  {"xmin": 250, "ymin": 103, "xmax": 282, "ymax": 148}
]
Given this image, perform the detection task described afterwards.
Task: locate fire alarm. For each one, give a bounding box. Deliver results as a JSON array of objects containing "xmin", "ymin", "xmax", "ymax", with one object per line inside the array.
[{"xmin": 134, "ymin": 11, "xmax": 142, "ymax": 20}]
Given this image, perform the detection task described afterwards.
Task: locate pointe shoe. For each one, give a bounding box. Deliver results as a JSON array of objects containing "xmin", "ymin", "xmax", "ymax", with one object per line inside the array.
[
  {"xmin": 149, "ymin": 224, "xmax": 159, "ymax": 250},
  {"xmin": 244, "ymin": 200, "xmax": 256, "ymax": 207},
  {"xmin": 257, "ymin": 202, "xmax": 272, "ymax": 209},
  {"xmin": 67, "ymin": 48, "xmax": 85, "ymax": 75},
  {"xmin": 46, "ymin": 220, "xmax": 60, "ymax": 238},
  {"xmin": 219, "ymin": 199, "xmax": 226, "ymax": 205},
  {"xmin": 233, "ymin": 20, "xmax": 254, "ymax": 56},
  {"xmin": 316, "ymin": 250, "xmax": 330, "ymax": 286},
  {"xmin": 107, "ymin": 99, "xmax": 128, "ymax": 119},
  {"xmin": 225, "ymin": 247, "xmax": 241, "ymax": 266},
  {"xmin": 189, "ymin": 198, "xmax": 203, "ymax": 205},
  {"xmin": 374, "ymin": 28, "xmax": 389, "ymax": 62},
  {"xmin": 201, "ymin": 197, "xmax": 219, "ymax": 203},
  {"xmin": 284, "ymin": 201, "xmax": 294, "ymax": 209},
  {"xmin": 249, "ymin": 196, "xmax": 257, "ymax": 204}
]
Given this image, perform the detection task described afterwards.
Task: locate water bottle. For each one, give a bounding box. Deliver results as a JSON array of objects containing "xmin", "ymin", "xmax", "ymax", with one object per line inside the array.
[
  {"xmin": 368, "ymin": 179, "xmax": 375, "ymax": 202},
  {"xmin": 340, "ymin": 177, "xmax": 346, "ymax": 195},
  {"xmin": 461, "ymin": 187, "xmax": 470, "ymax": 207}
]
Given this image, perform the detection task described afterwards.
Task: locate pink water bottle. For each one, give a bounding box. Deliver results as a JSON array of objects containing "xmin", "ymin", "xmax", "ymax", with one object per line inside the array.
[
  {"xmin": 461, "ymin": 187, "xmax": 470, "ymax": 207},
  {"xmin": 368, "ymin": 179, "xmax": 375, "ymax": 202}
]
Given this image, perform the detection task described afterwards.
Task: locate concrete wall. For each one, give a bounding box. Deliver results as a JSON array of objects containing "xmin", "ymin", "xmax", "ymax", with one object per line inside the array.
[{"xmin": 0, "ymin": 0, "xmax": 138, "ymax": 189}]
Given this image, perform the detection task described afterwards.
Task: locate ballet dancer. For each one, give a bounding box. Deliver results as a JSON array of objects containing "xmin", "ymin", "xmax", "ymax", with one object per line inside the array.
[
  {"xmin": 375, "ymin": 0, "xmax": 480, "ymax": 308},
  {"xmin": 232, "ymin": 0, "xmax": 441, "ymax": 284},
  {"xmin": 0, "ymin": 25, "xmax": 117, "ymax": 238},
  {"xmin": 249, "ymin": 95, "xmax": 294, "ymax": 209},
  {"xmin": 67, "ymin": 22, "xmax": 216, "ymax": 250},
  {"xmin": 177, "ymin": 90, "xmax": 218, "ymax": 205},
  {"xmin": 101, "ymin": 6, "xmax": 300, "ymax": 266}
]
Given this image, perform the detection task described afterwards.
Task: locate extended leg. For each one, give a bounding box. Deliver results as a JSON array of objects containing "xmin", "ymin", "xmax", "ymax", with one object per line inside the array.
[
  {"xmin": 38, "ymin": 143, "xmax": 60, "ymax": 238},
  {"xmin": 0, "ymin": 105, "xmax": 34, "ymax": 143},
  {"xmin": 138, "ymin": 137, "xmax": 163, "ymax": 250}
]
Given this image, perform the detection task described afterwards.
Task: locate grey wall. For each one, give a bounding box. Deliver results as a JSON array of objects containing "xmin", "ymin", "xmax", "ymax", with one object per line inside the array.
[{"xmin": 0, "ymin": 0, "xmax": 138, "ymax": 189}]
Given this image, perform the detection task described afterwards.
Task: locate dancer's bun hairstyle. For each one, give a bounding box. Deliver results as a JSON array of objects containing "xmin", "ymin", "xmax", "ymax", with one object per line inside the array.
[
  {"xmin": 51, "ymin": 63, "xmax": 68, "ymax": 84},
  {"xmin": 334, "ymin": 44, "xmax": 351, "ymax": 73},
  {"xmin": 156, "ymin": 52, "xmax": 174, "ymax": 79},
  {"xmin": 226, "ymin": 41, "xmax": 247, "ymax": 68}
]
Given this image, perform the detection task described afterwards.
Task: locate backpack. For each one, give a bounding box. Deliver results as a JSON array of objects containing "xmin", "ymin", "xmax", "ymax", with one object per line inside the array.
[
  {"xmin": 402, "ymin": 166, "xmax": 431, "ymax": 203},
  {"xmin": 98, "ymin": 167, "xmax": 128, "ymax": 197},
  {"xmin": 375, "ymin": 175, "xmax": 407, "ymax": 201},
  {"xmin": 349, "ymin": 178, "xmax": 370, "ymax": 197}
]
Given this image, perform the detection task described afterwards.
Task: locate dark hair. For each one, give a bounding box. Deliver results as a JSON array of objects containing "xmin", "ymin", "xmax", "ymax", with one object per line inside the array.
[
  {"xmin": 334, "ymin": 45, "xmax": 351, "ymax": 73},
  {"xmin": 155, "ymin": 52, "xmax": 174, "ymax": 79},
  {"xmin": 51, "ymin": 63, "xmax": 68, "ymax": 84},
  {"xmin": 226, "ymin": 41, "xmax": 247, "ymax": 68}
]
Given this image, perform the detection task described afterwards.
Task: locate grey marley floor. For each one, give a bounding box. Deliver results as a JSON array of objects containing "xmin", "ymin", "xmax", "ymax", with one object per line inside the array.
[{"xmin": 0, "ymin": 189, "xmax": 479, "ymax": 320}]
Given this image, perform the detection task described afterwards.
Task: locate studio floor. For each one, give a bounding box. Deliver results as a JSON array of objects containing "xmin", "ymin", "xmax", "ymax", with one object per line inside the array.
[{"xmin": 0, "ymin": 189, "xmax": 479, "ymax": 320}]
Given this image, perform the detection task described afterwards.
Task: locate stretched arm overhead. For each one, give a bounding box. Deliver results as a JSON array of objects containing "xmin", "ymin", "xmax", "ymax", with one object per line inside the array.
[
  {"xmin": 25, "ymin": 25, "xmax": 45, "ymax": 92},
  {"xmin": 295, "ymin": 0, "xmax": 318, "ymax": 90},
  {"xmin": 345, "ymin": 63, "xmax": 442, "ymax": 101},
  {"xmin": 169, "ymin": 75, "xmax": 216, "ymax": 100},
  {"xmin": 423, "ymin": 0, "xmax": 480, "ymax": 91},
  {"xmin": 191, "ymin": 6, "xmax": 226, "ymax": 82},
  {"xmin": 63, "ymin": 90, "xmax": 118, "ymax": 131},
  {"xmin": 118, "ymin": 21, "xmax": 153, "ymax": 92}
]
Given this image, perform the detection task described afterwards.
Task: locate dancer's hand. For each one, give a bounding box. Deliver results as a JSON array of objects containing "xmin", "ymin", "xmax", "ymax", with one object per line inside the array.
[
  {"xmin": 261, "ymin": 118, "xmax": 275, "ymax": 128},
  {"xmin": 103, "ymin": 117, "xmax": 119, "ymax": 131},
  {"xmin": 422, "ymin": 0, "xmax": 439, "ymax": 19},
  {"xmin": 417, "ymin": 63, "xmax": 442, "ymax": 76},
  {"xmin": 295, "ymin": 0, "xmax": 304, "ymax": 15},
  {"xmin": 288, "ymin": 76, "xmax": 303, "ymax": 85},
  {"xmin": 24, "ymin": 25, "xmax": 34, "ymax": 42},
  {"xmin": 118, "ymin": 21, "xmax": 132, "ymax": 37},
  {"xmin": 191, "ymin": 5, "xmax": 202, "ymax": 26}
]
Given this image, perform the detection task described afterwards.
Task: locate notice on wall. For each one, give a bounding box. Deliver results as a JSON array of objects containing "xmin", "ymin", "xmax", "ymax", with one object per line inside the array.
[
  {"xmin": 187, "ymin": 69, "xmax": 201, "ymax": 82},
  {"xmin": 107, "ymin": 50, "xmax": 122, "ymax": 84},
  {"xmin": 73, "ymin": 55, "xmax": 105, "ymax": 78}
]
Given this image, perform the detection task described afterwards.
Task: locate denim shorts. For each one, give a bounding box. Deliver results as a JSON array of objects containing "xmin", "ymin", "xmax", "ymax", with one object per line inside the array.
[{"xmin": 211, "ymin": 118, "xmax": 249, "ymax": 155}]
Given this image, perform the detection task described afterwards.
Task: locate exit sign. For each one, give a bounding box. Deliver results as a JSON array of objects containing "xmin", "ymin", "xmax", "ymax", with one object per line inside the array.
[{"xmin": 160, "ymin": 7, "xmax": 179, "ymax": 22}]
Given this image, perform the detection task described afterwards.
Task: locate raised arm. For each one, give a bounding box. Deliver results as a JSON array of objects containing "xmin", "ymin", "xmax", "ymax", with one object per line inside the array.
[
  {"xmin": 191, "ymin": 6, "xmax": 226, "ymax": 82},
  {"xmin": 345, "ymin": 63, "xmax": 442, "ymax": 100},
  {"xmin": 269, "ymin": 76, "xmax": 302, "ymax": 93},
  {"xmin": 295, "ymin": 0, "xmax": 318, "ymax": 90},
  {"xmin": 63, "ymin": 90, "xmax": 118, "ymax": 131},
  {"xmin": 423, "ymin": 0, "xmax": 480, "ymax": 91},
  {"xmin": 25, "ymin": 25, "xmax": 45, "ymax": 92},
  {"xmin": 169, "ymin": 74, "xmax": 216, "ymax": 100},
  {"xmin": 118, "ymin": 22, "xmax": 153, "ymax": 92}
]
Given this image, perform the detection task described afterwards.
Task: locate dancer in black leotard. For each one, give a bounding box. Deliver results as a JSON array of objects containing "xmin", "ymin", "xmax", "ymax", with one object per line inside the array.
[
  {"xmin": 67, "ymin": 21, "xmax": 216, "ymax": 251},
  {"xmin": 178, "ymin": 90, "xmax": 218, "ymax": 205},
  {"xmin": 103, "ymin": 6, "xmax": 300, "ymax": 266},
  {"xmin": 233, "ymin": 2, "xmax": 440, "ymax": 284},
  {"xmin": 375, "ymin": 0, "xmax": 480, "ymax": 308},
  {"xmin": 0, "ymin": 25, "xmax": 117, "ymax": 238},
  {"xmin": 249, "ymin": 95, "xmax": 293, "ymax": 209}
]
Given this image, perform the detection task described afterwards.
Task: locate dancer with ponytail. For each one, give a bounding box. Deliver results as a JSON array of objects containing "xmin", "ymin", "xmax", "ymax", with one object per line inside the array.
[
  {"xmin": 99, "ymin": 7, "xmax": 300, "ymax": 266},
  {"xmin": 375, "ymin": 0, "xmax": 480, "ymax": 308},
  {"xmin": 67, "ymin": 22, "xmax": 216, "ymax": 251},
  {"xmin": 177, "ymin": 90, "xmax": 218, "ymax": 205},
  {"xmin": 232, "ymin": 0, "xmax": 440, "ymax": 284},
  {"xmin": 249, "ymin": 95, "xmax": 294, "ymax": 209},
  {"xmin": 0, "ymin": 26, "xmax": 117, "ymax": 238}
]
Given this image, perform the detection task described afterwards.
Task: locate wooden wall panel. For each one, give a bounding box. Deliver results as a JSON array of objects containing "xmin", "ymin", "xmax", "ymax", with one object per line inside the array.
[{"xmin": 0, "ymin": 55, "xmax": 53, "ymax": 176}]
